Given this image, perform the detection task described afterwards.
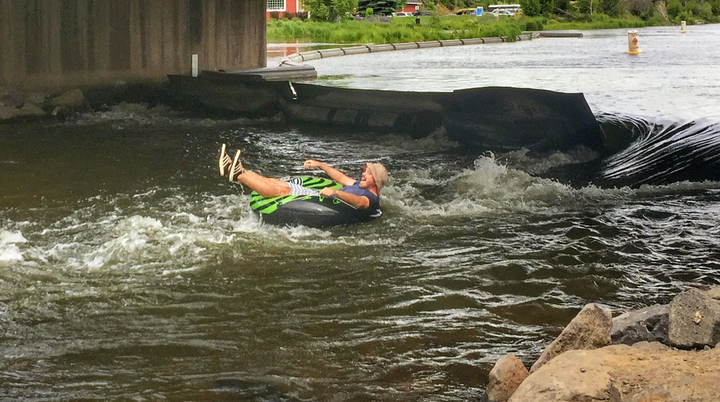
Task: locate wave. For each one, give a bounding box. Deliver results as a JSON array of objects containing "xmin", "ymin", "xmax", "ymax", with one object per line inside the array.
[
  {"xmin": 597, "ymin": 113, "xmax": 720, "ymax": 187},
  {"xmin": 70, "ymin": 102, "xmax": 278, "ymax": 128},
  {"xmin": 3, "ymin": 171, "xmax": 718, "ymax": 275},
  {"xmin": 385, "ymin": 153, "xmax": 611, "ymax": 218},
  {"xmin": 1, "ymin": 190, "xmax": 372, "ymax": 274},
  {"xmin": 0, "ymin": 230, "xmax": 27, "ymax": 264}
]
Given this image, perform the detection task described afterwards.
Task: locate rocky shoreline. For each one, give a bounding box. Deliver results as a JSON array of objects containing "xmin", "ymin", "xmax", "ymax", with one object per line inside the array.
[
  {"xmin": 0, "ymin": 88, "xmax": 89, "ymax": 122},
  {"xmin": 1, "ymin": 84, "xmax": 169, "ymax": 123},
  {"xmin": 484, "ymin": 286, "xmax": 720, "ymax": 402}
]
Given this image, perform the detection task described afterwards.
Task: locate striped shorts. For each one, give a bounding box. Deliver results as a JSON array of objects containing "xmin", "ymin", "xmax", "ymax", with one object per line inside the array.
[{"xmin": 286, "ymin": 178, "xmax": 320, "ymax": 197}]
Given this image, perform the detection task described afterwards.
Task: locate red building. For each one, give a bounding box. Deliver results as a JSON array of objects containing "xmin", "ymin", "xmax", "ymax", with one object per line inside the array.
[
  {"xmin": 399, "ymin": 1, "xmax": 422, "ymax": 14},
  {"xmin": 266, "ymin": 0, "xmax": 304, "ymax": 19}
]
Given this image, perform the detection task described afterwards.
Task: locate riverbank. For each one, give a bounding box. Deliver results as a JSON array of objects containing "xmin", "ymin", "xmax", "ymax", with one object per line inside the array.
[
  {"xmin": 485, "ymin": 286, "xmax": 720, "ymax": 402},
  {"xmin": 0, "ymin": 84, "xmax": 168, "ymax": 124},
  {"xmin": 267, "ymin": 13, "xmax": 672, "ymax": 45}
]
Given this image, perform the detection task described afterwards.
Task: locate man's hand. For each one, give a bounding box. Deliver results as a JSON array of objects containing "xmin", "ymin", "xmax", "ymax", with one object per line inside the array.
[
  {"xmin": 319, "ymin": 188, "xmax": 369, "ymax": 208},
  {"xmin": 304, "ymin": 159, "xmax": 323, "ymax": 169},
  {"xmin": 303, "ymin": 159, "xmax": 355, "ymax": 187}
]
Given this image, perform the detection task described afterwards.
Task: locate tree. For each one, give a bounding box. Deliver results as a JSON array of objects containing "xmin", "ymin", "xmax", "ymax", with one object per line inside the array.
[
  {"xmin": 358, "ymin": 0, "xmax": 401, "ymax": 15},
  {"xmin": 576, "ymin": 0, "xmax": 596, "ymax": 14},
  {"xmin": 519, "ymin": 0, "xmax": 542, "ymax": 15},
  {"xmin": 305, "ymin": 0, "xmax": 359, "ymax": 21},
  {"xmin": 540, "ymin": 0, "xmax": 555, "ymax": 13},
  {"xmin": 555, "ymin": 0, "xmax": 570, "ymax": 12},
  {"xmin": 599, "ymin": 0, "xmax": 623, "ymax": 16}
]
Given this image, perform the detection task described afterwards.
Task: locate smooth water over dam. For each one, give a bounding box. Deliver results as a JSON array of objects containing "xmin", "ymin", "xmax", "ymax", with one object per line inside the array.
[{"xmin": 2, "ymin": 25, "xmax": 720, "ymax": 400}]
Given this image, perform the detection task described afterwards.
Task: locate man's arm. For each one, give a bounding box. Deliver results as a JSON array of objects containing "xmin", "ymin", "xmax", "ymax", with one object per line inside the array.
[
  {"xmin": 304, "ymin": 159, "xmax": 355, "ymax": 186},
  {"xmin": 319, "ymin": 187, "xmax": 370, "ymax": 208}
]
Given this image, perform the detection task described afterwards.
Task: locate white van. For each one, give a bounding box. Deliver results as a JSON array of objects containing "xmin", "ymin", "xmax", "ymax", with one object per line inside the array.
[{"xmin": 488, "ymin": 4, "xmax": 521, "ymax": 15}]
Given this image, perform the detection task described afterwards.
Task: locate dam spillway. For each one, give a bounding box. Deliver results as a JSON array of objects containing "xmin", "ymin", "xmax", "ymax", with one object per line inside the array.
[{"xmin": 167, "ymin": 71, "xmax": 607, "ymax": 154}]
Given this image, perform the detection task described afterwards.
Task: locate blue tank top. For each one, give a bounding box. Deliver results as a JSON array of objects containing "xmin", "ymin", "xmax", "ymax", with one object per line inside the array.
[{"xmin": 341, "ymin": 181, "xmax": 380, "ymax": 211}]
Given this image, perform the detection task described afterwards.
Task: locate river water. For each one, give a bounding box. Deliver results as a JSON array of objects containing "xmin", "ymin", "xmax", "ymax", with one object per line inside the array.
[{"xmin": 2, "ymin": 25, "xmax": 720, "ymax": 401}]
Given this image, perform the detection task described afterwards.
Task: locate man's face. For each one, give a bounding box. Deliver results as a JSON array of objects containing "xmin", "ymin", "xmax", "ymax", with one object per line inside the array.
[{"xmin": 359, "ymin": 165, "xmax": 376, "ymax": 189}]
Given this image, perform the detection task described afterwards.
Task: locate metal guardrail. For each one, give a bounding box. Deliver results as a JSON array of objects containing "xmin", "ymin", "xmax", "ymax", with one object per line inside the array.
[{"xmin": 279, "ymin": 33, "xmax": 540, "ymax": 66}]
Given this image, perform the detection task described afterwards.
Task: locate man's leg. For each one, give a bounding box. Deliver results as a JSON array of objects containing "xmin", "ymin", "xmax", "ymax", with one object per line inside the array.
[
  {"xmin": 235, "ymin": 171, "xmax": 291, "ymax": 198},
  {"xmin": 227, "ymin": 148, "xmax": 292, "ymax": 198}
]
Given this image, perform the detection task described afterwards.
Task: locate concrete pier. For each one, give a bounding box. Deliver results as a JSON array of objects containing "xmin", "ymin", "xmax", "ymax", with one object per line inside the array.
[{"xmin": 0, "ymin": 0, "xmax": 267, "ymax": 92}]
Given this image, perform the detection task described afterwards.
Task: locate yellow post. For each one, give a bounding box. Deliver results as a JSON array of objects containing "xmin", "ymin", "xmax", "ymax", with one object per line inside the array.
[
  {"xmin": 681, "ymin": 21, "xmax": 687, "ymax": 34},
  {"xmin": 627, "ymin": 30, "xmax": 642, "ymax": 55}
]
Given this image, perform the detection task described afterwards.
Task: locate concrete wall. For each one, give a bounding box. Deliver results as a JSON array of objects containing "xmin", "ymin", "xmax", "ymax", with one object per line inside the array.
[{"xmin": 0, "ymin": 0, "xmax": 267, "ymax": 92}]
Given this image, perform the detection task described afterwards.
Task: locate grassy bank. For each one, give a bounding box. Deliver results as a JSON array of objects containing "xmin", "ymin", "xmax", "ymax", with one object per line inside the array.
[
  {"xmin": 268, "ymin": 15, "xmax": 523, "ymax": 43},
  {"xmin": 267, "ymin": 14, "xmax": 665, "ymax": 44}
]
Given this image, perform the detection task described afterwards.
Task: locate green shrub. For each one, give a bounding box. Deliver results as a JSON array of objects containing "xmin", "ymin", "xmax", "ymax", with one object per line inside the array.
[
  {"xmin": 555, "ymin": 0, "xmax": 571, "ymax": 12},
  {"xmin": 600, "ymin": 0, "xmax": 624, "ymax": 16},
  {"xmin": 576, "ymin": 0, "xmax": 596, "ymax": 14},
  {"xmin": 540, "ymin": 0, "xmax": 555, "ymax": 14},
  {"xmin": 520, "ymin": 0, "xmax": 543, "ymax": 16},
  {"xmin": 359, "ymin": 0, "xmax": 399, "ymax": 16},
  {"xmin": 666, "ymin": 0, "xmax": 683, "ymax": 18},
  {"xmin": 695, "ymin": 1, "xmax": 714, "ymax": 20}
]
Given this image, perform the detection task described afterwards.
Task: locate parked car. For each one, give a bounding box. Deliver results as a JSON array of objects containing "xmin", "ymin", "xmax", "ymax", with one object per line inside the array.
[
  {"xmin": 393, "ymin": 12, "xmax": 411, "ymax": 17},
  {"xmin": 490, "ymin": 9, "xmax": 516, "ymax": 16},
  {"xmin": 455, "ymin": 8, "xmax": 478, "ymax": 15},
  {"xmin": 413, "ymin": 10, "xmax": 432, "ymax": 16}
]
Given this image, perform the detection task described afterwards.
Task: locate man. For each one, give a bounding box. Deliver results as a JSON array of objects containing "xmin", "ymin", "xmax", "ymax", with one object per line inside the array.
[{"xmin": 217, "ymin": 144, "xmax": 388, "ymax": 211}]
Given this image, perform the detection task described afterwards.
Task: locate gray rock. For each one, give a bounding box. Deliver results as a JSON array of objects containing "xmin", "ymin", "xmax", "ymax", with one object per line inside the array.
[
  {"xmin": 529, "ymin": 303, "xmax": 612, "ymax": 373},
  {"xmin": 0, "ymin": 105, "xmax": 22, "ymax": 120},
  {"xmin": 631, "ymin": 341, "xmax": 671, "ymax": 351},
  {"xmin": 509, "ymin": 345, "xmax": 720, "ymax": 402},
  {"xmin": 25, "ymin": 93, "xmax": 48, "ymax": 106},
  {"xmin": 19, "ymin": 102, "xmax": 47, "ymax": 117},
  {"xmin": 47, "ymin": 89, "xmax": 86, "ymax": 110},
  {"xmin": 706, "ymin": 285, "xmax": 720, "ymax": 301},
  {"xmin": 486, "ymin": 355, "xmax": 528, "ymax": 402},
  {"xmin": 669, "ymin": 288, "xmax": 720, "ymax": 349},
  {"xmin": 0, "ymin": 92, "xmax": 24, "ymax": 108},
  {"xmin": 611, "ymin": 304, "xmax": 670, "ymax": 345}
]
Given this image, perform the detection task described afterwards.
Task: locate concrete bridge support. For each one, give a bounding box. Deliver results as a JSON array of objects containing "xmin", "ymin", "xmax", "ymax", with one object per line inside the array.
[{"xmin": 0, "ymin": 0, "xmax": 267, "ymax": 93}]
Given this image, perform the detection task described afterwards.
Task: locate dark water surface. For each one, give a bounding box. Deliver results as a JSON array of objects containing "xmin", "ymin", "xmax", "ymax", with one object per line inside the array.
[{"xmin": 2, "ymin": 26, "xmax": 720, "ymax": 401}]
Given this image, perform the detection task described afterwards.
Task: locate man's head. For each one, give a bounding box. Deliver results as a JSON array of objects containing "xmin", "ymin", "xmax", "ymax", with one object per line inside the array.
[{"xmin": 361, "ymin": 162, "xmax": 388, "ymax": 190}]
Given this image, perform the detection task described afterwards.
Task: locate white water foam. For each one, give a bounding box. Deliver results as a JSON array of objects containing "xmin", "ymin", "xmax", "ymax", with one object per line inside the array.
[
  {"xmin": 0, "ymin": 230, "xmax": 27, "ymax": 263},
  {"xmin": 384, "ymin": 153, "xmax": 584, "ymax": 217},
  {"xmin": 70, "ymin": 102, "xmax": 268, "ymax": 128},
  {"xmin": 13, "ymin": 168, "xmax": 720, "ymax": 275},
  {"xmin": 500, "ymin": 146, "xmax": 599, "ymax": 175},
  {"xmin": 13, "ymin": 189, "xmax": 350, "ymax": 274}
]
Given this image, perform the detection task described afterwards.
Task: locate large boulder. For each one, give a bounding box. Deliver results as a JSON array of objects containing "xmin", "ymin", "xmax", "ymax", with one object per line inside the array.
[
  {"xmin": 706, "ymin": 285, "xmax": 720, "ymax": 300},
  {"xmin": 669, "ymin": 288, "xmax": 720, "ymax": 349},
  {"xmin": 19, "ymin": 102, "xmax": 47, "ymax": 117},
  {"xmin": 485, "ymin": 355, "xmax": 528, "ymax": 402},
  {"xmin": 529, "ymin": 303, "xmax": 612, "ymax": 373},
  {"xmin": 24, "ymin": 92, "xmax": 48, "ymax": 106},
  {"xmin": 46, "ymin": 89, "xmax": 87, "ymax": 111},
  {"xmin": 0, "ymin": 105, "xmax": 22, "ymax": 121},
  {"xmin": 509, "ymin": 344, "xmax": 720, "ymax": 402},
  {"xmin": 611, "ymin": 304, "xmax": 670, "ymax": 345},
  {"xmin": 0, "ymin": 91, "xmax": 24, "ymax": 108}
]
